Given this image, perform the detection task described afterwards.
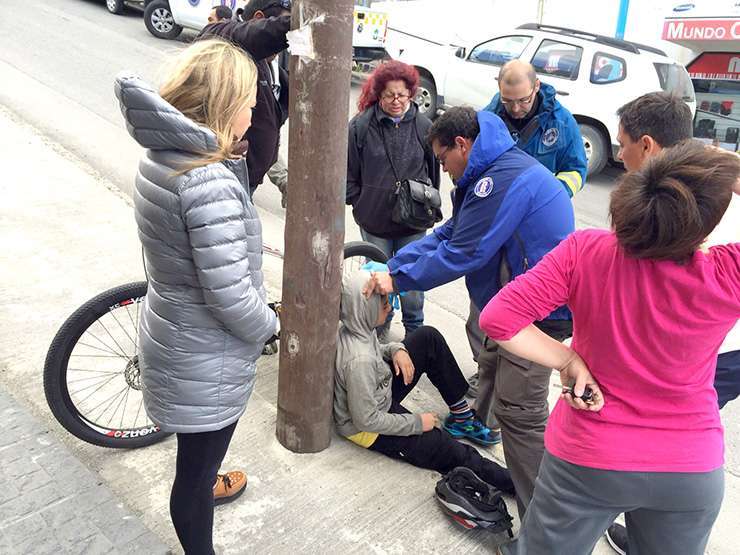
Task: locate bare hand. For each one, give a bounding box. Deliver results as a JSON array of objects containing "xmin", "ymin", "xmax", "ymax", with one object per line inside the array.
[
  {"xmin": 392, "ymin": 349, "xmax": 415, "ymax": 385},
  {"xmin": 559, "ymin": 352, "xmax": 604, "ymax": 412},
  {"xmin": 362, "ymin": 272, "xmax": 395, "ymax": 298},
  {"xmin": 420, "ymin": 412, "xmax": 438, "ymax": 432}
]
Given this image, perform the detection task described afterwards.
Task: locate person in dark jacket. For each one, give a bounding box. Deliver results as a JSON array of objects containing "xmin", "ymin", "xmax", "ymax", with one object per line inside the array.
[
  {"xmin": 115, "ymin": 41, "xmax": 277, "ymax": 555},
  {"xmin": 364, "ymin": 106, "xmax": 575, "ymax": 518},
  {"xmin": 197, "ymin": 0, "xmax": 291, "ymax": 196},
  {"xmin": 346, "ymin": 60, "xmax": 440, "ymax": 338}
]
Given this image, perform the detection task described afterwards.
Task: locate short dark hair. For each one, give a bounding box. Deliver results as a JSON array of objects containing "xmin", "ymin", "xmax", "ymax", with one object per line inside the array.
[
  {"xmin": 617, "ymin": 92, "xmax": 693, "ymax": 147},
  {"xmin": 428, "ymin": 106, "xmax": 480, "ymax": 147},
  {"xmin": 243, "ymin": 0, "xmax": 291, "ymax": 20},
  {"xmin": 213, "ymin": 5, "xmax": 233, "ymax": 20},
  {"xmin": 610, "ymin": 140, "xmax": 738, "ymax": 263}
]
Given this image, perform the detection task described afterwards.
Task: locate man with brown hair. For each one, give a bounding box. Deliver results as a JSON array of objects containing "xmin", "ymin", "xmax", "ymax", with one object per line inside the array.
[{"xmin": 605, "ymin": 91, "xmax": 739, "ymax": 555}]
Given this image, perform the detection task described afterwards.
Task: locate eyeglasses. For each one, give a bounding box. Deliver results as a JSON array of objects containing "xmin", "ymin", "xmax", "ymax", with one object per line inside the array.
[
  {"xmin": 380, "ymin": 92, "xmax": 411, "ymax": 103},
  {"xmin": 437, "ymin": 145, "xmax": 454, "ymax": 165},
  {"xmin": 500, "ymin": 89, "xmax": 537, "ymax": 107}
]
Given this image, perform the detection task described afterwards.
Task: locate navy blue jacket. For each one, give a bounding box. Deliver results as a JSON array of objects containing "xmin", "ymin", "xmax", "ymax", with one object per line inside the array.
[
  {"xmin": 483, "ymin": 83, "xmax": 587, "ymax": 197},
  {"xmin": 387, "ymin": 111, "xmax": 574, "ymax": 319}
]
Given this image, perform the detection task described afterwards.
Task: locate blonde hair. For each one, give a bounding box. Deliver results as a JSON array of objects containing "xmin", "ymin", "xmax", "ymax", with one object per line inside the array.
[{"xmin": 159, "ymin": 39, "xmax": 258, "ymax": 169}]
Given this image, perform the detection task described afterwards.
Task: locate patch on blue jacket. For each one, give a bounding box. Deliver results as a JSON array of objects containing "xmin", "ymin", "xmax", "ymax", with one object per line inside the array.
[
  {"xmin": 474, "ymin": 176, "xmax": 494, "ymax": 198},
  {"xmin": 542, "ymin": 127, "xmax": 559, "ymax": 147}
]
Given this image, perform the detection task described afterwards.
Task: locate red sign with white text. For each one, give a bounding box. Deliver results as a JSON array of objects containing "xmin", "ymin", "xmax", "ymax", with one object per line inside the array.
[
  {"xmin": 662, "ymin": 18, "xmax": 740, "ymax": 41},
  {"xmin": 688, "ymin": 52, "xmax": 740, "ymax": 80}
]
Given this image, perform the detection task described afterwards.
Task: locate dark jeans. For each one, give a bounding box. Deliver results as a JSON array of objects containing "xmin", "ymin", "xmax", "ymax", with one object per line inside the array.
[
  {"xmin": 369, "ymin": 326, "xmax": 514, "ymax": 493},
  {"xmin": 359, "ymin": 228, "xmax": 426, "ymax": 335},
  {"xmin": 170, "ymin": 421, "xmax": 238, "ymax": 555},
  {"xmin": 716, "ymin": 350, "xmax": 740, "ymax": 409}
]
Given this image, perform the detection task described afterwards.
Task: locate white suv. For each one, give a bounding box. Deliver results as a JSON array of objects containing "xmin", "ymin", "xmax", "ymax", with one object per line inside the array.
[{"xmin": 399, "ymin": 23, "xmax": 696, "ymax": 175}]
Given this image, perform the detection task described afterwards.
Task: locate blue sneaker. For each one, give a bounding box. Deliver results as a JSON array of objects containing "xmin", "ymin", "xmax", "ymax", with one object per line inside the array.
[{"xmin": 443, "ymin": 415, "xmax": 501, "ymax": 446}]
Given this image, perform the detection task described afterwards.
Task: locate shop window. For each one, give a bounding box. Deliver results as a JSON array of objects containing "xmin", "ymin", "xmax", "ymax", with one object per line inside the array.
[
  {"xmin": 692, "ymin": 79, "xmax": 740, "ymax": 150},
  {"xmin": 530, "ymin": 40, "xmax": 582, "ymax": 80},
  {"xmin": 468, "ymin": 35, "xmax": 531, "ymax": 66},
  {"xmin": 590, "ymin": 53, "xmax": 626, "ymax": 84}
]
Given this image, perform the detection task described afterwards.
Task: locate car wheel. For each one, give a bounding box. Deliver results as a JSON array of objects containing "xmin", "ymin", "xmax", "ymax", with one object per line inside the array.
[
  {"xmin": 144, "ymin": 0, "xmax": 183, "ymax": 40},
  {"xmin": 106, "ymin": 0, "xmax": 125, "ymax": 14},
  {"xmin": 579, "ymin": 123, "xmax": 608, "ymax": 176},
  {"xmin": 415, "ymin": 75, "xmax": 438, "ymax": 118}
]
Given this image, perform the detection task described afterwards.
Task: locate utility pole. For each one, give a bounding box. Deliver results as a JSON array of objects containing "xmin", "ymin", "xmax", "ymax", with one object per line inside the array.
[{"xmin": 276, "ymin": 0, "xmax": 354, "ymax": 453}]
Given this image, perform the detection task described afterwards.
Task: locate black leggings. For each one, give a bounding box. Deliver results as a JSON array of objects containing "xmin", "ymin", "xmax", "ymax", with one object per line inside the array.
[
  {"xmin": 369, "ymin": 326, "xmax": 514, "ymax": 493},
  {"xmin": 170, "ymin": 421, "xmax": 238, "ymax": 555}
]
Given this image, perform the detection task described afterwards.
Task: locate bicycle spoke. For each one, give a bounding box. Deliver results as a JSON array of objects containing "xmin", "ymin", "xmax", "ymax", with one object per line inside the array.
[
  {"xmin": 70, "ymin": 354, "xmax": 125, "ymax": 359},
  {"xmin": 76, "ymin": 339, "xmax": 124, "ymax": 358},
  {"xmin": 106, "ymin": 385, "xmax": 129, "ymax": 428},
  {"xmin": 74, "ymin": 373, "xmax": 120, "ymax": 403},
  {"xmin": 117, "ymin": 387, "xmax": 131, "ymax": 429},
  {"xmin": 133, "ymin": 396, "xmax": 144, "ymax": 428},
  {"xmin": 68, "ymin": 374, "xmax": 119, "ymax": 385},
  {"xmin": 67, "ymin": 368, "xmax": 120, "ymax": 374},
  {"xmin": 97, "ymin": 319, "xmax": 133, "ymax": 363},
  {"xmin": 89, "ymin": 386, "xmax": 128, "ymax": 423},
  {"xmin": 109, "ymin": 308, "xmax": 136, "ymax": 351}
]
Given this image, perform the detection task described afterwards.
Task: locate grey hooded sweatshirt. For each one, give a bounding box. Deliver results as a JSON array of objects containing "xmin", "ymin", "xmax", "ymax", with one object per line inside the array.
[
  {"xmin": 115, "ymin": 73, "xmax": 277, "ymax": 433},
  {"xmin": 334, "ymin": 271, "xmax": 423, "ymax": 438}
]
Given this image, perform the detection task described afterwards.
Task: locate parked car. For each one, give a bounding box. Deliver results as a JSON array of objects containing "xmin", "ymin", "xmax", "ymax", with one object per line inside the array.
[
  {"xmin": 141, "ymin": 0, "xmax": 245, "ymax": 40},
  {"xmin": 398, "ymin": 23, "xmax": 696, "ymax": 175},
  {"xmin": 104, "ymin": 0, "xmax": 144, "ymax": 14}
]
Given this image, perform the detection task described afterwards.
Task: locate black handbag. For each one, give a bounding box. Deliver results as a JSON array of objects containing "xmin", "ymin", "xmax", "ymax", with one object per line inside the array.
[{"xmin": 380, "ymin": 124, "xmax": 443, "ymax": 231}]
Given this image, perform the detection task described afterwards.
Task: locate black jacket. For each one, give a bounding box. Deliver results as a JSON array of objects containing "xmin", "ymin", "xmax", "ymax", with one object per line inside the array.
[
  {"xmin": 346, "ymin": 103, "xmax": 440, "ymax": 238},
  {"xmin": 197, "ymin": 16, "xmax": 290, "ymax": 190}
]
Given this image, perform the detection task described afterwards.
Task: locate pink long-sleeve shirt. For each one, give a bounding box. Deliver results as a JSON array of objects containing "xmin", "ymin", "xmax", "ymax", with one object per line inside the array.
[{"xmin": 480, "ymin": 229, "xmax": 740, "ymax": 472}]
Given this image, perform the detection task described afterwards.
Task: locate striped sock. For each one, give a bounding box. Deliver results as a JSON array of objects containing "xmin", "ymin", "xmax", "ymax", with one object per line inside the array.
[{"xmin": 449, "ymin": 398, "xmax": 474, "ymax": 423}]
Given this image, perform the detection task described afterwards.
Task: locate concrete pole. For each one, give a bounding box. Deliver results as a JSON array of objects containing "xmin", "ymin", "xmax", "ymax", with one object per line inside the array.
[{"xmin": 276, "ymin": 0, "xmax": 354, "ymax": 453}]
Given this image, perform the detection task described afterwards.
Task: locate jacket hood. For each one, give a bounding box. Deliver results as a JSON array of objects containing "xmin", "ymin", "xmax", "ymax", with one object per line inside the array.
[
  {"xmin": 114, "ymin": 72, "xmax": 219, "ymax": 154},
  {"xmin": 458, "ymin": 111, "xmax": 516, "ymax": 189},
  {"xmin": 339, "ymin": 270, "xmax": 381, "ymax": 339}
]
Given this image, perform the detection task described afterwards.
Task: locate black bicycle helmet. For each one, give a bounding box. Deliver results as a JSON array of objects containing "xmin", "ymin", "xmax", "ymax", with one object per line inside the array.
[{"xmin": 435, "ymin": 467, "xmax": 514, "ymax": 536}]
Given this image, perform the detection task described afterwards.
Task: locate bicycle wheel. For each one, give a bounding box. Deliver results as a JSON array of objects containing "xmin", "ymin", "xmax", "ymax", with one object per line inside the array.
[
  {"xmin": 342, "ymin": 240, "xmax": 388, "ymax": 278},
  {"xmin": 44, "ymin": 282, "xmax": 170, "ymax": 448}
]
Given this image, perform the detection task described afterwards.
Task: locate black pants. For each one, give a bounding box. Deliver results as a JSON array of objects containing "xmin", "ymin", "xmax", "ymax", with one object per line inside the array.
[
  {"xmin": 369, "ymin": 326, "xmax": 514, "ymax": 493},
  {"xmin": 170, "ymin": 421, "xmax": 238, "ymax": 555},
  {"xmin": 716, "ymin": 350, "xmax": 740, "ymax": 409}
]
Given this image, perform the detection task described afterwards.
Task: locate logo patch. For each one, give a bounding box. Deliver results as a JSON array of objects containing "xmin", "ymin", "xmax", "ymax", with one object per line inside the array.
[
  {"xmin": 474, "ymin": 177, "xmax": 494, "ymax": 198},
  {"xmin": 542, "ymin": 127, "xmax": 559, "ymax": 147}
]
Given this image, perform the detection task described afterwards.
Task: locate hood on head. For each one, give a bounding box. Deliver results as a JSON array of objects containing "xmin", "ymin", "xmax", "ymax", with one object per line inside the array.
[
  {"xmin": 114, "ymin": 72, "xmax": 219, "ymax": 154},
  {"xmin": 340, "ymin": 270, "xmax": 381, "ymax": 337},
  {"xmin": 458, "ymin": 111, "xmax": 516, "ymax": 189}
]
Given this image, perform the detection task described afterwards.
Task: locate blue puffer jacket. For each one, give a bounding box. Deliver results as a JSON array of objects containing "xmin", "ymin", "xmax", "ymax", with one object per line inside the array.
[
  {"xmin": 483, "ymin": 82, "xmax": 587, "ymax": 197},
  {"xmin": 387, "ymin": 111, "xmax": 574, "ymax": 320}
]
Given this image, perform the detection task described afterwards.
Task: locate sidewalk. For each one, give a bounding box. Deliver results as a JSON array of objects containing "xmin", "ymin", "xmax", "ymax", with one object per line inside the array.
[{"xmin": 0, "ymin": 104, "xmax": 738, "ymax": 554}]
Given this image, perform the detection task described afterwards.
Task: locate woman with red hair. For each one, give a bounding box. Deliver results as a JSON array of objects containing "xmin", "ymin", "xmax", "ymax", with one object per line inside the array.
[{"xmin": 346, "ymin": 60, "xmax": 440, "ymax": 339}]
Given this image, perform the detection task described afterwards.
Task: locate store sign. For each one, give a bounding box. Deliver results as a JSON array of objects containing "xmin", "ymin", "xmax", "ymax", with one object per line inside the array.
[
  {"xmin": 662, "ymin": 18, "xmax": 740, "ymax": 41},
  {"xmin": 688, "ymin": 52, "xmax": 740, "ymax": 80}
]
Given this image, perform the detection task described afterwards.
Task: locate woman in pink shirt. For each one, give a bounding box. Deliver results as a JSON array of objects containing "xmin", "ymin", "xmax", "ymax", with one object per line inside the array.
[{"xmin": 483, "ymin": 141, "xmax": 740, "ymax": 555}]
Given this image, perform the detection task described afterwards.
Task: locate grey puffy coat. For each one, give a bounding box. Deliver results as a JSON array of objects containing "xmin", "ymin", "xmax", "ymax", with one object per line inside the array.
[{"xmin": 115, "ymin": 74, "xmax": 277, "ymax": 433}]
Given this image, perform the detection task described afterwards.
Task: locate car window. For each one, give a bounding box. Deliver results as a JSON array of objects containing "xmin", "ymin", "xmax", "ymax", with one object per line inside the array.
[
  {"xmin": 468, "ymin": 35, "xmax": 531, "ymax": 66},
  {"xmin": 654, "ymin": 63, "xmax": 696, "ymax": 103},
  {"xmin": 590, "ymin": 53, "xmax": 626, "ymax": 84},
  {"xmin": 531, "ymin": 39, "xmax": 582, "ymax": 80}
]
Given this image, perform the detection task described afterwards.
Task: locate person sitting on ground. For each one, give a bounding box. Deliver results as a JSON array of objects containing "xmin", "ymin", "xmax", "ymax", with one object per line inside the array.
[
  {"xmin": 207, "ymin": 5, "xmax": 232, "ymax": 24},
  {"xmin": 483, "ymin": 141, "xmax": 740, "ymax": 555},
  {"xmin": 333, "ymin": 271, "xmax": 514, "ymax": 494}
]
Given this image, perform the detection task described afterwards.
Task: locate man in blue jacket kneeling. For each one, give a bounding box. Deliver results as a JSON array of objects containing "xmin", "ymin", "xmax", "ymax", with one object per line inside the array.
[{"xmin": 365, "ymin": 107, "xmax": 574, "ymax": 518}]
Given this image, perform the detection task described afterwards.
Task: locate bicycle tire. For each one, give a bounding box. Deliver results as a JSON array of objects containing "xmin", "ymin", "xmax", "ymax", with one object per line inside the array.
[
  {"xmin": 43, "ymin": 282, "xmax": 169, "ymax": 449},
  {"xmin": 342, "ymin": 240, "xmax": 388, "ymax": 264}
]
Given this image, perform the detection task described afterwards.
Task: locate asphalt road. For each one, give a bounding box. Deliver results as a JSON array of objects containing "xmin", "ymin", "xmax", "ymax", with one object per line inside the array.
[{"xmin": 0, "ymin": 0, "xmax": 618, "ymax": 324}]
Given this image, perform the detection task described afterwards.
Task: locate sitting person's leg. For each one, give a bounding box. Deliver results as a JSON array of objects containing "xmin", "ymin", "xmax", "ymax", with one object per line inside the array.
[
  {"xmin": 394, "ymin": 325, "xmax": 500, "ymax": 445},
  {"xmin": 369, "ymin": 402, "xmax": 514, "ymax": 493}
]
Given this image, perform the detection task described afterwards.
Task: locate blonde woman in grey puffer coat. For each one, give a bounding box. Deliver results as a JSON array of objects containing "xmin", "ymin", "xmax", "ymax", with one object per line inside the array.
[{"xmin": 115, "ymin": 40, "xmax": 276, "ymax": 555}]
